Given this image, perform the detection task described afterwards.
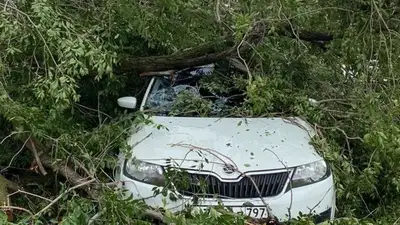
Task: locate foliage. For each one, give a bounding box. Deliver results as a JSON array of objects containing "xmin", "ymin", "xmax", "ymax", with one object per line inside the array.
[
  {"xmin": 1, "ymin": 0, "xmax": 400, "ymax": 224},
  {"xmin": 170, "ymin": 91, "xmax": 212, "ymax": 117}
]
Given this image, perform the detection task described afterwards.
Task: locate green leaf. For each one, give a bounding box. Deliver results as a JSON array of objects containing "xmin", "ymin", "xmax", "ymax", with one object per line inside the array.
[{"xmin": 209, "ymin": 207, "xmax": 220, "ymax": 219}]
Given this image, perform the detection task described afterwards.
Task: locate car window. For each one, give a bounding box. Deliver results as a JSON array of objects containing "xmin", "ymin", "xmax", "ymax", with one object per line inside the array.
[{"xmin": 143, "ymin": 64, "xmax": 246, "ymax": 117}]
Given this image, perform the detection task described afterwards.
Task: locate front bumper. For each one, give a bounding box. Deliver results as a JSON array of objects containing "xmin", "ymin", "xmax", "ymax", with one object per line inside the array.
[
  {"xmin": 117, "ymin": 171, "xmax": 336, "ymax": 222},
  {"xmin": 315, "ymin": 207, "xmax": 333, "ymax": 223}
]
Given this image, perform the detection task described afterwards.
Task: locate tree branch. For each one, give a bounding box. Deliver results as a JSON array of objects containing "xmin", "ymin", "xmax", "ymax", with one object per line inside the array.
[
  {"xmin": 116, "ymin": 38, "xmax": 238, "ymax": 74},
  {"xmin": 26, "ymin": 138, "xmax": 47, "ymax": 176},
  {"xmin": 22, "ymin": 138, "xmax": 98, "ymax": 198},
  {"xmin": 40, "ymin": 155, "xmax": 95, "ymax": 192},
  {"xmin": 35, "ymin": 178, "xmax": 96, "ymax": 216},
  {"xmin": 116, "ymin": 22, "xmax": 333, "ymax": 74}
]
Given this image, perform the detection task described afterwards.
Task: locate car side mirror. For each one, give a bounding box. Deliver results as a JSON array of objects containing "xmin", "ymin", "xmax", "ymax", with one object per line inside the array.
[{"xmin": 117, "ymin": 96, "xmax": 137, "ymax": 109}]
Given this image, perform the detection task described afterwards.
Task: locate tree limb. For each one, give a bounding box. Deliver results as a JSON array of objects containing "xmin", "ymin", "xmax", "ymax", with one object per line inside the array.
[
  {"xmin": 278, "ymin": 24, "xmax": 333, "ymax": 42},
  {"xmin": 117, "ymin": 39, "xmax": 238, "ymax": 74},
  {"xmin": 116, "ymin": 22, "xmax": 333, "ymax": 74},
  {"xmin": 39, "ymin": 155, "xmax": 97, "ymax": 195},
  {"xmin": 26, "ymin": 138, "xmax": 47, "ymax": 176},
  {"xmin": 35, "ymin": 178, "xmax": 96, "ymax": 216},
  {"xmin": 0, "ymin": 206, "xmax": 33, "ymax": 217},
  {"xmin": 22, "ymin": 138, "xmax": 98, "ymax": 197},
  {"xmin": 20, "ymin": 139, "xmax": 170, "ymax": 223}
]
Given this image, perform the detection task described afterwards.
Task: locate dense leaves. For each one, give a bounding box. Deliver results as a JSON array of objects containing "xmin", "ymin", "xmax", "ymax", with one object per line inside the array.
[{"xmin": 1, "ymin": 0, "xmax": 400, "ymax": 224}]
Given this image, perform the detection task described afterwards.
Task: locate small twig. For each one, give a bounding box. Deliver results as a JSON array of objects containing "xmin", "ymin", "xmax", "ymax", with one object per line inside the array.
[
  {"xmin": 2, "ymin": 0, "xmax": 10, "ymax": 11},
  {"xmin": 28, "ymin": 138, "xmax": 47, "ymax": 176},
  {"xmin": 1, "ymin": 135, "xmax": 31, "ymax": 173},
  {"xmin": 277, "ymin": 0, "xmax": 308, "ymax": 49},
  {"xmin": 233, "ymin": 168, "xmax": 273, "ymax": 215},
  {"xmin": 245, "ymin": 221, "xmax": 257, "ymax": 225},
  {"xmin": 74, "ymin": 103, "xmax": 112, "ymax": 119},
  {"xmin": 172, "ymin": 143, "xmax": 276, "ymax": 218},
  {"xmin": 0, "ymin": 131, "xmax": 29, "ymax": 145},
  {"xmin": 161, "ymin": 146, "xmax": 198, "ymax": 192},
  {"xmin": 237, "ymin": 32, "xmax": 252, "ymax": 83},
  {"xmin": 320, "ymin": 108, "xmax": 358, "ymax": 116},
  {"xmin": 215, "ymin": 0, "xmax": 221, "ymax": 23},
  {"xmin": 97, "ymin": 92, "xmax": 102, "ymax": 125},
  {"xmin": 35, "ymin": 178, "xmax": 96, "ymax": 216},
  {"xmin": 315, "ymin": 98, "xmax": 358, "ymax": 105},
  {"xmin": 171, "ymin": 143, "xmax": 238, "ymax": 169},
  {"xmin": 315, "ymin": 125, "xmax": 363, "ymax": 141},
  {"xmin": 88, "ymin": 208, "xmax": 105, "ymax": 225},
  {"xmin": 0, "ymin": 205, "xmax": 33, "ymax": 216},
  {"xmin": 263, "ymin": 147, "xmax": 293, "ymax": 221},
  {"xmin": 282, "ymin": 117, "xmax": 315, "ymax": 138},
  {"xmin": 358, "ymin": 191, "xmax": 371, "ymax": 214},
  {"xmin": 71, "ymin": 157, "xmax": 93, "ymax": 179},
  {"xmin": 7, "ymin": 189, "xmax": 52, "ymax": 203},
  {"xmin": 132, "ymin": 133, "xmax": 153, "ymax": 148},
  {"xmin": 315, "ymin": 124, "xmax": 363, "ymax": 161},
  {"xmin": 362, "ymin": 208, "xmax": 377, "ymax": 220},
  {"xmin": 307, "ymin": 187, "xmax": 332, "ymax": 214},
  {"xmin": 393, "ymin": 215, "xmax": 400, "ymax": 225}
]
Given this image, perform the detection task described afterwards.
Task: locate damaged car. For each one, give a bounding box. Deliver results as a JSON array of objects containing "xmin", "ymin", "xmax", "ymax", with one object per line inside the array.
[{"xmin": 114, "ymin": 64, "xmax": 336, "ymax": 223}]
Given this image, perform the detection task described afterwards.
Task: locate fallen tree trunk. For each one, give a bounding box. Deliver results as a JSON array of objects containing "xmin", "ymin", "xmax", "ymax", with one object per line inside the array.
[
  {"xmin": 23, "ymin": 138, "xmax": 99, "ymax": 198},
  {"xmin": 40, "ymin": 155, "xmax": 87, "ymax": 187},
  {"xmin": 116, "ymin": 36, "xmax": 241, "ymax": 74},
  {"xmin": 116, "ymin": 22, "xmax": 333, "ymax": 74},
  {"xmin": 118, "ymin": 44, "xmax": 237, "ymax": 74},
  {"xmin": 19, "ymin": 136, "xmax": 168, "ymax": 222}
]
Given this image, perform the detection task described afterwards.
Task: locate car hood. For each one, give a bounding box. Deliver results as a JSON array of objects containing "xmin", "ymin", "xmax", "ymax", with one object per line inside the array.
[{"xmin": 126, "ymin": 116, "xmax": 322, "ymax": 178}]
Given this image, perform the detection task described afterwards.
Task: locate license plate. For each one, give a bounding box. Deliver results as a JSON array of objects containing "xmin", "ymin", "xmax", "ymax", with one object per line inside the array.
[
  {"xmin": 238, "ymin": 207, "xmax": 268, "ymax": 218},
  {"xmin": 196, "ymin": 206, "xmax": 268, "ymax": 219}
]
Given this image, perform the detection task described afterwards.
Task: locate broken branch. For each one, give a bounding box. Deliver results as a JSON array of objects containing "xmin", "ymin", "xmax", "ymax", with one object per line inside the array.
[
  {"xmin": 40, "ymin": 155, "xmax": 96, "ymax": 193},
  {"xmin": 116, "ymin": 22, "xmax": 333, "ymax": 74},
  {"xmin": 0, "ymin": 205, "xmax": 33, "ymax": 216},
  {"xmin": 118, "ymin": 39, "xmax": 238, "ymax": 73},
  {"xmin": 35, "ymin": 178, "xmax": 96, "ymax": 217},
  {"xmin": 27, "ymin": 138, "xmax": 47, "ymax": 176},
  {"xmin": 7, "ymin": 190, "xmax": 52, "ymax": 203}
]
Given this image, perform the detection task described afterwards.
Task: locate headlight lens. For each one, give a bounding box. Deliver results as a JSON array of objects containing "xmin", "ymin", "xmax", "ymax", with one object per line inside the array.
[
  {"xmin": 291, "ymin": 160, "xmax": 329, "ymax": 188},
  {"xmin": 124, "ymin": 159, "xmax": 165, "ymax": 186}
]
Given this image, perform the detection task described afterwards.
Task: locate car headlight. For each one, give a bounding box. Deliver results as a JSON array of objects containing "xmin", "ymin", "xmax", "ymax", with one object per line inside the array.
[
  {"xmin": 291, "ymin": 160, "xmax": 330, "ymax": 188},
  {"xmin": 124, "ymin": 158, "xmax": 165, "ymax": 186}
]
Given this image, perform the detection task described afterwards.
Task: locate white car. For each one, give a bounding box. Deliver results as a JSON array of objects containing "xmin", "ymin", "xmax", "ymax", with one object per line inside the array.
[{"xmin": 114, "ymin": 65, "xmax": 336, "ymax": 223}]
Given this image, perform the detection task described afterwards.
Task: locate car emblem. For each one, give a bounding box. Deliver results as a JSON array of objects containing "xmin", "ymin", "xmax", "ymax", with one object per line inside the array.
[{"xmin": 222, "ymin": 164, "xmax": 235, "ymax": 174}]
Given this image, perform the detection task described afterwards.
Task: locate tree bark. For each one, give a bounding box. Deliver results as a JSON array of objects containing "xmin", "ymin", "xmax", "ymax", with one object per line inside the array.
[
  {"xmin": 116, "ymin": 22, "xmax": 333, "ymax": 74},
  {"xmin": 116, "ymin": 38, "xmax": 237, "ymax": 74},
  {"xmin": 22, "ymin": 137, "xmax": 98, "ymax": 198}
]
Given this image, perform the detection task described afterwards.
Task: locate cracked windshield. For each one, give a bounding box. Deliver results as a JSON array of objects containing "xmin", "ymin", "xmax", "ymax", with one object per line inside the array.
[{"xmin": 144, "ymin": 64, "xmax": 247, "ymax": 117}]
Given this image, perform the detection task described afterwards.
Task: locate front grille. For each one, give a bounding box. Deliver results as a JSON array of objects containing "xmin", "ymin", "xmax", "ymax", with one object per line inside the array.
[{"xmin": 177, "ymin": 171, "xmax": 289, "ymax": 199}]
